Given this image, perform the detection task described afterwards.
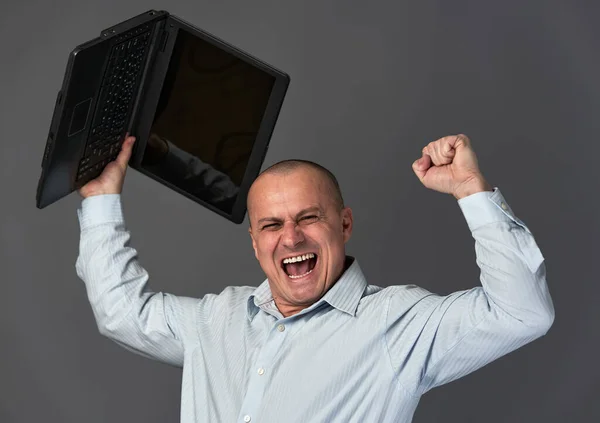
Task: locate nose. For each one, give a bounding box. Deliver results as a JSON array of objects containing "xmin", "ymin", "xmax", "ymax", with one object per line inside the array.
[{"xmin": 281, "ymin": 221, "xmax": 305, "ymax": 249}]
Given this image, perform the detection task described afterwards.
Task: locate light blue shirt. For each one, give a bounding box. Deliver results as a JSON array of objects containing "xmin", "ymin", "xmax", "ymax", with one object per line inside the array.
[{"xmin": 75, "ymin": 188, "xmax": 554, "ymax": 423}]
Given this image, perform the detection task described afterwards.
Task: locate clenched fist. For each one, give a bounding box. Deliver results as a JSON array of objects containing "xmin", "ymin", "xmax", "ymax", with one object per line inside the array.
[{"xmin": 412, "ymin": 134, "xmax": 493, "ymax": 200}]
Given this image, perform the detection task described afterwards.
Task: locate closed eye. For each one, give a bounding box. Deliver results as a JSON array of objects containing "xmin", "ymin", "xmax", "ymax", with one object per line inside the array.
[{"xmin": 300, "ymin": 215, "xmax": 318, "ymax": 223}]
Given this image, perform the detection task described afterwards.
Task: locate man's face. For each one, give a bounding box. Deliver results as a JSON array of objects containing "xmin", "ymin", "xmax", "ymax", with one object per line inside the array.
[{"xmin": 248, "ymin": 167, "xmax": 353, "ymax": 316}]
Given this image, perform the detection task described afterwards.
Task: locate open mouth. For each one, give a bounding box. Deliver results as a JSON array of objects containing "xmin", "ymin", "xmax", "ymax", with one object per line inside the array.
[{"xmin": 281, "ymin": 253, "xmax": 318, "ymax": 279}]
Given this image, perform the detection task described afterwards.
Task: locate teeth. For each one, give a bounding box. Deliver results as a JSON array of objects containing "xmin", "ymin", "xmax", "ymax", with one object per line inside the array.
[
  {"xmin": 283, "ymin": 252, "xmax": 315, "ymax": 264},
  {"xmin": 288, "ymin": 268, "xmax": 314, "ymax": 279}
]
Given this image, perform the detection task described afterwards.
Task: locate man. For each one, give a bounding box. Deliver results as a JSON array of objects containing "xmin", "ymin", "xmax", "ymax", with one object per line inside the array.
[{"xmin": 76, "ymin": 133, "xmax": 554, "ymax": 423}]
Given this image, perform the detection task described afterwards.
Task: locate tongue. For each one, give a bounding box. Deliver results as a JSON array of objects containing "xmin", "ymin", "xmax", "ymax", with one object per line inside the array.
[{"xmin": 285, "ymin": 258, "xmax": 316, "ymax": 276}]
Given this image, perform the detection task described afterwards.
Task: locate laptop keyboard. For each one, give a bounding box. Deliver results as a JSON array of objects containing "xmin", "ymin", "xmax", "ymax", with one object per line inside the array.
[{"xmin": 76, "ymin": 25, "xmax": 152, "ymax": 182}]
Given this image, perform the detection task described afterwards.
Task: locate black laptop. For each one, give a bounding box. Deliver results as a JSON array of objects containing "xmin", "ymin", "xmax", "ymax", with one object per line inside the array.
[{"xmin": 36, "ymin": 9, "xmax": 290, "ymax": 223}]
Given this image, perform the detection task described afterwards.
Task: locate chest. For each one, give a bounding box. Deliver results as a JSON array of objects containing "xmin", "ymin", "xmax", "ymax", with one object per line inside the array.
[{"xmin": 189, "ymin": 308, "xmax": 401, "ymax": 420}]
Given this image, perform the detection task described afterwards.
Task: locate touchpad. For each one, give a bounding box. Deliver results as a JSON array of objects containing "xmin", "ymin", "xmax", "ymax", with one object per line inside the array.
[{"xmin": 68, "ymin": 97, "xmax": 92, "ymax": 136}]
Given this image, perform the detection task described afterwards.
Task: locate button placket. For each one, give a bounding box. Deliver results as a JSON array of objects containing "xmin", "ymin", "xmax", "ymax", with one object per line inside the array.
[{"xmin": 237, "ymin": 319, "xmax": 292, "ymax": 423}]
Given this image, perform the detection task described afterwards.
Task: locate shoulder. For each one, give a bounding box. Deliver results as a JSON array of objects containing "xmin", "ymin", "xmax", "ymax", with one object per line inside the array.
[
  {"xmin": 205, "ymin": 284, "xmax": 256, "ymax": 307},
  {"xmin": 357, "ymin": 283, "xmax": 439, "ymax": 314},
  {"xmin": 193, "ymin": 285, "xmax": 257, "ymax": 322}
]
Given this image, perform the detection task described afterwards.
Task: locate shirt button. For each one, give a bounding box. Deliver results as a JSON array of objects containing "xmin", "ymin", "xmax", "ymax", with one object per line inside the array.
[
  {"xmin": 277, "ymin": 324, "xmax": 285, "ymax": 332},
  {"xmin": 244, "ymin": 415, "xmax": 251, "ymax": 422},
  {"xmin": 258, "ymin": 368, "xmax": 265, "ymax": 375},
  {"xmin": 501, "ymin": 202, "xmax": 508, "ymax": 210}
]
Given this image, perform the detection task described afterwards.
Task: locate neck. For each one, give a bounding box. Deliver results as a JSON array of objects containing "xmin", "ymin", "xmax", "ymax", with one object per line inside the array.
[{"xmin": 274, "ymin": 256, "xmax": 354, "ymax": 318}]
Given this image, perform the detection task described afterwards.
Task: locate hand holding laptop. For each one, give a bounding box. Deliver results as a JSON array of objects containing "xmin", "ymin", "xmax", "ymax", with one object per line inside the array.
[
  {"xmin": 78, "ymin": 135, "xmax": 136, "ymax": 198},
  {"xmin": 37, "ymin": 9, "xmax": 289, "ymax": 223}
]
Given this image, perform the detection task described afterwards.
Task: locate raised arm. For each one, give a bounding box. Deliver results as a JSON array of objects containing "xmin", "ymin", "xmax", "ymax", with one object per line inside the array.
[
  {"xmin": 384, "ymin": 135, "xmax": 554, "ymax": 395},
  {"xmin": 75, "ymin": 136, "xmax": 197, "ymax": 367}
]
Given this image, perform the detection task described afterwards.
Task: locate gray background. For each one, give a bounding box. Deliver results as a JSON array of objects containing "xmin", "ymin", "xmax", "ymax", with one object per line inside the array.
[{"xmin": 1, "ymin": 0, "xmax": 598, "ymax": 422}]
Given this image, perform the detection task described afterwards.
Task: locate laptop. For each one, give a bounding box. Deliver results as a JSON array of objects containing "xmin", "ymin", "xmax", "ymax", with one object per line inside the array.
[{"xmin": 36, "ymin": 9, "xmax": 290, "ymax": 224}]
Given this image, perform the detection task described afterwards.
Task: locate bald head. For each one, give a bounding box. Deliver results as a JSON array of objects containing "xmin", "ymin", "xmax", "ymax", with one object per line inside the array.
[{"xmin": 247, "ymin": 160, "xmax": 345, "ymax": 224}]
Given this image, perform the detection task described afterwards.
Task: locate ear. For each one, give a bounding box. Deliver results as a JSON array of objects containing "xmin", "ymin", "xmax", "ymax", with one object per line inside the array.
[
  {"xmin": 341, "ymin": 207, "xmax": 353, "ymax": 243},
  {"xmin": 248, "ymin": 226, "xmax": 259, "ymax": 260}
]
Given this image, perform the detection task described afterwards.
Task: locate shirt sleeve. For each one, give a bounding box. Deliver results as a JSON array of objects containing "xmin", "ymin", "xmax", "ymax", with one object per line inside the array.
[
  {"xmin": 75, "ymin": 194, "xmax": 198, "ymax": 367},
  {"xmin": 384, "ymin": 188, "xmax": 555, "ymax": 395}
]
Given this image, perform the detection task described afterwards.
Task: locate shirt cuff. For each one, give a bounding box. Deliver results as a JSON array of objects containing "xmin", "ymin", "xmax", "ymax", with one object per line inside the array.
[
  {"xmin": 76, "ymin": 194, "xmax": 125, "ymax": 229},
  {"xmin": 457, "ymin": 187, "xmax": 532, "ymax": 234}
]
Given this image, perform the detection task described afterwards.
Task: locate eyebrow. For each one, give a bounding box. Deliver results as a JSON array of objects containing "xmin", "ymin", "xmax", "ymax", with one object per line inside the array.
[{"xmin": 257, "ymin": 206, "xmax": 322, "ymax": 226}]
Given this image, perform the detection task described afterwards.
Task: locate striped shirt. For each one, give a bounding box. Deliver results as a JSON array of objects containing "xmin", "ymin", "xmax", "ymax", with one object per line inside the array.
[{"xmin": 75, "ymin": 188, "xmax": 554, "ymax": 423}]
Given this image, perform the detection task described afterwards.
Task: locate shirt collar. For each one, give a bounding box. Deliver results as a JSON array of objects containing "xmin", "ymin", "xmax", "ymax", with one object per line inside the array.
[{"xmin": 247, "ymin": 256, "xmax": 367, "ymax": 321}]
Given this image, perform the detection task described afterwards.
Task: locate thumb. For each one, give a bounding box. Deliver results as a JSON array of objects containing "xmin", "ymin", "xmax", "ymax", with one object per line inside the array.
[
  {"xmin": 447, "ymin": 134, "xmax": 471, "ymax": 151},
  {"xmin": 412, "ymin": 154, "xmax": 431, "ymax": 182},
  {"xmin": 115, "ymin": 135, "xmax": 136, "ymax": 170}
]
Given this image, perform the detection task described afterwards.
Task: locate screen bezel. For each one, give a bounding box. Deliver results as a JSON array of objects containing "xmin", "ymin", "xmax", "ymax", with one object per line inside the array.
[{"xmin": 131, "ymin": 15, "xmax": 290, "ymax": 224}]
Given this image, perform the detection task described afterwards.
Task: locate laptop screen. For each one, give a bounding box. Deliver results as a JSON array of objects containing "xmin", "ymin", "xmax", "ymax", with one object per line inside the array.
[{"xmin": 140, "ymin": 28, "xmax": 276, "ymax": 214}]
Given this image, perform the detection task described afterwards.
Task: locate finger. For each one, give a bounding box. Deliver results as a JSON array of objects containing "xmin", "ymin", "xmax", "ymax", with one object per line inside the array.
[
  {"xmin": 115, "ymin": 136, "xmax": 136, "ymax": 169},
  {"xmin": 432, "ymin": 142, "xmax": 446, "ymax": 165},
  {"xmin": 441, "ymin": 137, "xmax": 456, "ymax": 160},
  {"xmin": 412, "ymin": 153, "xmax": 432, "ymax": 182},
  {"xmin": 446, "ymin": 134, "xmax": 471, "ymax": 151},
  {"xmin": 424, "ymin": 141, "xmax": 451, "ymax": 166}
]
